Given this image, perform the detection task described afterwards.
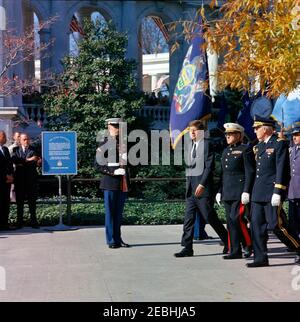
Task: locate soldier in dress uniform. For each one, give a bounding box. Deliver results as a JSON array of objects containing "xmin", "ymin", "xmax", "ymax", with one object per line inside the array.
[
  {"xmin": 247, "ymin": 115, "xmax": 300, "ymax": 267},
  {"xmin": 216, "ymin": 123, "xmax": 255, "ymax": 259},
  {"xmin": 95, "ymin": 118, "xmax": 130, "ymax": 249},
  {"xmin": 288, "ymin": 122, "xmax": 300, "ymax": 264}
]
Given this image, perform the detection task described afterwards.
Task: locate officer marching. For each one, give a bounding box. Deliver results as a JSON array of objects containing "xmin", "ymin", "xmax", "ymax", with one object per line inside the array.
[
  {"xmin": 288, "ymin": 122, "xmax": 300, "ymax": 264},
  {"xmin": 216, "ymin": 123, "xmax": 255, "ymax": 259},
  {"xmin": 95, "ymin": 118, "xmax": 130, "ymax": 249},
  {"xmin": 248, "ymin": 115, "xmax": 300, "ymax": 267}
]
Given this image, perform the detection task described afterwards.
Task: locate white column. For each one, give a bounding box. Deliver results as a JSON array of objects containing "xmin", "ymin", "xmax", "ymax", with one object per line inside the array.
[
  {"xmin": 49, "ymin": 2, "xmax": 70, "ymax": 73},
  {"xmin": 121, "ymin": 1, "xmax": 142, "ymax": 88},
  {"xmin": 39, "ymin": 28, "xmax": 51, "ymax": 78},
  {"xmin": 0, "ymin": 0, "xmax": 23, "ymax": 120},
  {"xmin": 151, "ymin": 75, "xmax": 158, "ymax": 92}
]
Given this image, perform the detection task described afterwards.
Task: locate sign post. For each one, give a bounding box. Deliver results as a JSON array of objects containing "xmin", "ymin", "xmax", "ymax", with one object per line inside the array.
[{"xmin": 42, "ymin": 131, "xmax": 78, "ymax": 231}]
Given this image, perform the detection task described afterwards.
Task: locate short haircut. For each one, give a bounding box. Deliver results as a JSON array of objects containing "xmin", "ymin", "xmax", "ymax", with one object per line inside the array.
[{"xmin": 188, "ymin": 120, "xmax": 206, "ymax": 130}]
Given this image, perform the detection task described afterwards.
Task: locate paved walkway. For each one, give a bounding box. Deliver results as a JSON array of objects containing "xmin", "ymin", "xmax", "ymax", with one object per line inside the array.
[{"xmin": 0, "ymin": 225, "xmax": 299, "ymax": 302}]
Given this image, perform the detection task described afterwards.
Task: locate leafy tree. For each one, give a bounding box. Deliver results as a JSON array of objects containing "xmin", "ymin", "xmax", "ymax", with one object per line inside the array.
[
  {"xmin": 43, "ymin": 19, "xmax": 144, "ymax": 177},
  {"xmin": 173, "ymin": 0, "xmax": 300, "ymax": 97}
]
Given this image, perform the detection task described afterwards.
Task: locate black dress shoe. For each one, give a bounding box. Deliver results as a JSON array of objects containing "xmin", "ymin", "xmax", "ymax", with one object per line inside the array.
[
  {"xmin": 197, "ymin": 235, "xmax": 214, "ymax": 240},
  {"xmin": 222, "ymin": 245, "xmax": 229, "ymax": 254},
  {"xmin": 246, "ymin": 261, "xmax": 269, "ymax": 268},
  {"xmin": 223, "ymin": 253, "xmax": 243, "ymax": 260},
  {"xmin": 109, "ymin": 244, "xmax": 121, "ymax": 249},
  {"xmin": 174, "ymin": 248, "xmax": 194, "ymax": 258},
  {"xmin": 295, "ymin": 255, "xmax": 300, "ymax": 264},
  {"xmin": 121, "ymin": 241, "xmax": 130, "ymax": 248},
  {"xmin": 243, "ymin": 246, "xmax": 253, "ymax": 258}
]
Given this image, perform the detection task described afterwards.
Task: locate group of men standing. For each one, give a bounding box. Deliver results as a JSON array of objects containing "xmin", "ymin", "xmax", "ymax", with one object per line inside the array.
[
  {"xmin": 174, "ymin": 116, "xmax": 300, "ymax": 267},
  {"xmin": 0, "ymin": 131, "xmax": 40, "ymax": 230}
]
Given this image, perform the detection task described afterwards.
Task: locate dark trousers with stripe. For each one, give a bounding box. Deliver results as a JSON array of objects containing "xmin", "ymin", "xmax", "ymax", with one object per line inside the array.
[
  {"xmin": 251, "ymin": 201, "xmax": 300, "ymax": 263},
  {"xmin": 181, "ymin": 196, "xmax": 228, "ymax": 250},
  {"xmin": 288, "ymin": 199, "xmax": 300, "ymax": 240},
  {"xmin": 104, "ymin": 190, "xmax": 127, "ymax": 246},
  {"xmin": 223, "ymin": 201, "xmax": 252, "ymax": 255}
]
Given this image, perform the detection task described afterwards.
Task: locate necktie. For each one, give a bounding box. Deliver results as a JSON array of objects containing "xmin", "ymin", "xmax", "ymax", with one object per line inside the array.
[
  {"xmin": 191, "ymin": 142, "xmax": 196, "ymax": 159},
  {"xmin": 0, "ymin": 146, "xmax": 4, "ymax": 156}
]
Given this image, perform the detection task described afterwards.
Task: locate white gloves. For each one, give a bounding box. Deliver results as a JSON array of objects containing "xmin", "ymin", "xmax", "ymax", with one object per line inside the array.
[
  {"xmin": 215, "ymin": 193, "xmax": 221, "ymax": 206},
  {"xmin": 241, "ymin": 192, "xmax": 250, "ymax": 205},
  {"xmin": 271, "ymin": 193, "xmax": 281, "ymax": 207},
  {"xmin": 114, "ymin": 168, "xmax": 126, "ymax": 176}
]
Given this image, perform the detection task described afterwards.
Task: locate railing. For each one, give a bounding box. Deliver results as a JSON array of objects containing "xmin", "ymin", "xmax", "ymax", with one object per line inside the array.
[
  {"xmin": 22, "ymin": 103, "xmax": 46, "ymax": 124},
  {"xmin": 139, "ymin": 105, "xmax": 170, "ymax": 129}
]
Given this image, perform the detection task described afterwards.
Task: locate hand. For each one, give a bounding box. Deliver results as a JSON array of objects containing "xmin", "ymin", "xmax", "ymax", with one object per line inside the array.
[
  {"xmin": 114, "ymin": 168, "xmax": 126, "ymax": 176},
  {"xmin": 215, "ymin": 193, "xmax": 221, "ymax": 206},
  {"xmin": 271, "ymin": 193, "xmax": 281, "ymax": 207},
  {"xmin": 26, "ymin": 156, "xmax": 39, "ymax": 162},
  {"xmin": 37, "ymin": 157, "xmax": 42, "ymax": 167},
  {"xmin": 6, "ymin": 175, "xmax": 14, "ymax": 184},
  {"xmin": 241, "ymin": 192, "xmax": 250, "ymax": 205},
  {"xmin": 194, "ymin": 184, "xmax": 205, "ymax": 198}
]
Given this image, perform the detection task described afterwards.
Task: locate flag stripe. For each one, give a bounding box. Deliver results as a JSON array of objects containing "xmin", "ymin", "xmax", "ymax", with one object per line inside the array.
[{"xmin": 70, "ymin": 15, "xmax": 85, "ymax": 36}]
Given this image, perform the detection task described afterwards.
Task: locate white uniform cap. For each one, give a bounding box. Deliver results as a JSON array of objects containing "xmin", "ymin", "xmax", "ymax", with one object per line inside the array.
[{"xmin": 224, "ymin": 123, "xmax": 244, "ymax": 133}]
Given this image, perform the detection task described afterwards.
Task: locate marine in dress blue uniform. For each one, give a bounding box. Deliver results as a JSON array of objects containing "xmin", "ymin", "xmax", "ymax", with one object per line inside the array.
[
  {"xmin": 288, "ymin": 123, "xmax": 300, "ymax": 264},
  {"xmin": 248, "ymin": 116, "xmax": 300, "ymax": 267},
  {"xmin": 217, "ymin": 123, "xmax": 255, "ymax": 259},
  {"xmin": 95, "ymin": 118, "xmax": 130, "ymax": 249}
]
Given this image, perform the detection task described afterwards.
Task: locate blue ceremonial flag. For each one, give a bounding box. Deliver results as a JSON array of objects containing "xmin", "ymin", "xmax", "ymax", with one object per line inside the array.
[
  {"xmin": 216, "ymin": 94, "xmax": 229, "ymax": 130},
  {"xmin": 237, "ymin": 93, "xmax": 256, "ymax": 141},
  {"xmin": 271, "ymin": 87, "xmax": 300, "ymax": 131},
  {"xmin": 169, "ymin": 20, "xmax": 210, "ymax": 149}
]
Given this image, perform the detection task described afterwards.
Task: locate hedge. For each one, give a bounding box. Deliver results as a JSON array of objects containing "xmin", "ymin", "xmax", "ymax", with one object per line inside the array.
[
  {"xmin": 8, "ymin": 200, "xmax": 226, "ymax": 226},
  {"xmin": 8, "ymin": 201, "xmax": 289, "ymax": 227}
]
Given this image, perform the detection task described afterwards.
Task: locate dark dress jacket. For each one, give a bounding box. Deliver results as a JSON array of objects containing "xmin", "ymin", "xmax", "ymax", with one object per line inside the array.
[
  {"xmin": 0, "ymin": 145, "xmax": 14, "ymax": 187},
  {"xmin": 251, "ymin": 135, "xmax": 290, "ymax": 202},
  {"xmin": 11, "ymin": 146, "xmax": 39, "ymax": 190},
  {"xmin": 185, "ymin": 138, "xmax": 214, "ymax": 199},
  {"xmin": 94, "ymin": 137, "xmax": 130, "ymax": 191},
  {"xmin": 219, "ymin": 142, "xmax": 255, "ymax": 201}
]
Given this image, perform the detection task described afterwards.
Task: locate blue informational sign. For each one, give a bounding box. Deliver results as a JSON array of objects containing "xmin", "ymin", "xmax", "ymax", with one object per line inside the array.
[{"xmin": 42, "ymin": 131, "xmax": 77, "ymax": 175}]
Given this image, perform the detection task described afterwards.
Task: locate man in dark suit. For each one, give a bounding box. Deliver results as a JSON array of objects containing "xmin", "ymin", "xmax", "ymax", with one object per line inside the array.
[
  {"xmin": 288, "ymin": 122, "xmax": 300, "ymax": 264},
  {"xmin": 95, "ymin": 118, "xmax": 130, "ymax": 249},
  {"xmin": 216, "ymin": 123, "xmax": 255, "ymax": 259},
  {"xmin": 0, "ymin": 131, "xmax": 14, "ymax": 230},
  {"xmin": 174, "ymin": 120, "xmax": 228, "ymax": 257},
  {"xmin": 248, "ymin": 116, "xmax": 300, "ymax": 267},
  {"xmin": 11, "ymin": 133, "xmax": 41, "ymax": 228}
]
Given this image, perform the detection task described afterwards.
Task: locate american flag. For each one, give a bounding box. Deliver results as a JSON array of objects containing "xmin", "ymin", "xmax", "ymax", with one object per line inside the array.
[{"xmin": 70, "ymin": 15, "xmax": 85, "ymax": 36}]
